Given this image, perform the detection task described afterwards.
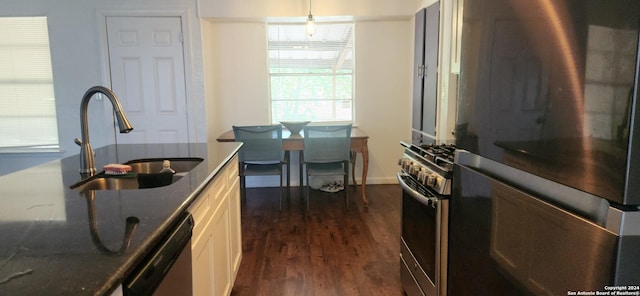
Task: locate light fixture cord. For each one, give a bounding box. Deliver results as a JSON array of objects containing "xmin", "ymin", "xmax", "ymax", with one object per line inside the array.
[{"xmin": 309, "ymin": 0, "xmax": 312, "ymax": 15}]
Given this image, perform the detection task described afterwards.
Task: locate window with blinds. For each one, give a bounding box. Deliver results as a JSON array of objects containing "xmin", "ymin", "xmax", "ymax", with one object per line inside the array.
[
  {"xmin": 267, "ymin": 22, "xmax": 354, "ymax": 123},
  {"xmin": 0, "ymin": 17, "xmax": 58, "ymax": 149}
]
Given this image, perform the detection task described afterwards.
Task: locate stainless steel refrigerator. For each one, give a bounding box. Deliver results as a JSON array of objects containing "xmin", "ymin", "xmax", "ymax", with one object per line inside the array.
[{"xmin": 451, "ymin": 0, "xmax": 640, "ymax": 294}]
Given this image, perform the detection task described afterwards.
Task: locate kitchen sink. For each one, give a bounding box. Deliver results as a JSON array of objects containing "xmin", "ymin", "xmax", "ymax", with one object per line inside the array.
[
  {"xmin": 72, "ymin": 175, "xmax": 141, "ymax": 191},
  {"xmin": 125, "ymin": 157, "xmax": 203, "ymax": 174},
  {"xmin": 71, "ymin": 157, "xmax": 204, "ymax": 192}
]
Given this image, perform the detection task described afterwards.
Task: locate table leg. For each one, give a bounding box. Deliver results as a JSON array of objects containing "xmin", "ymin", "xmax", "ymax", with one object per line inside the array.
[
  {"xmin": 350, "ymin": 151, "xmax": 357, "ymax": 186},
  {"xmin": 360, "ymin": 147, "xmax": 369, "ymax": 207},
  {"xmin": 349, "ymin": 146, "xmax": 369, "ymax": 207}
]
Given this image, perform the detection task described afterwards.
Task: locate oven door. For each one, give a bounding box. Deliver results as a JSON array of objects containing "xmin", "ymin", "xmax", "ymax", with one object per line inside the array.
[{"xmin": 398, "ymin": 173, "xmax": 448, "ymax": 296}]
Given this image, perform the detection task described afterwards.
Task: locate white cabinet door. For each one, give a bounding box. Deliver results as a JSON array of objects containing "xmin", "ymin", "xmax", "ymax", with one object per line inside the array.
[
  {"xmin": 191, "ymin": 215, "xmax": 215, "ymax": 296},
  {"xmin": 228, "ymin": 177, "xmax": 242, "ymax": 279},
  {"xmin": 211, "ymin": 200, "xmax": 232, "ymax": 296}
]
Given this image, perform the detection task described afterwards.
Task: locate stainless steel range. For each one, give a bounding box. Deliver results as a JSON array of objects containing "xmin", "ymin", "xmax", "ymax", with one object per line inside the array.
[{"xmin": 398, "ymin": 141, "xmax": 455, "ymax": 296}]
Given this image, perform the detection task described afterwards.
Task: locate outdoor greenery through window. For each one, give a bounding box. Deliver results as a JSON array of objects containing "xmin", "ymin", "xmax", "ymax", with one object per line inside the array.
[
  {"xmin": 0, "ymin": 17, "xmax": 58, "ymax": 149},
  {"xmin": 268, "ymin": 22, "xmax": 354, "ymax": 123}
]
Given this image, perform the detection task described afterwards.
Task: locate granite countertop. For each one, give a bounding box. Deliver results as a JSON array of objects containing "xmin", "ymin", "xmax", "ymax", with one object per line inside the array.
[{"xmin": 0, "ymin": 142, "xmax": 242, "ymax": 295}]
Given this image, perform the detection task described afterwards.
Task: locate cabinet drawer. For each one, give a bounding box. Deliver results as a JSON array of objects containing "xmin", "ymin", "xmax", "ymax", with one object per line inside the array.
[
  {"xmin": 209, "ymin": 174, "xmax": 227, "ymax": 211},
  {"xmin": 189, "ymin": 172, "xmax": 224, "ymax": 226},
  {"xmin": 225, "ymin": 156, "xmax": 239, "ymax": 187},
  {"xmin": 189, "ymin": 192, "xmax": 209, "ymax": 228}
]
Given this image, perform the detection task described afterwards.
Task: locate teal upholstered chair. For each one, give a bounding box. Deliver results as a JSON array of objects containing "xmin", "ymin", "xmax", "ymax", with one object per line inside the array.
[
  {"xmin": 302, "ymin": 124, "xmax": 352, "ymax": 211},
  {"xmin": 233, "ymin": 125, "xmax": 288, "ymax": 210}
]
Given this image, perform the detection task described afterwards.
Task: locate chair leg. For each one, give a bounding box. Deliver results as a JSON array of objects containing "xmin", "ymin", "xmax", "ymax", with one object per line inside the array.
[
  {"xmin": 238, "ymin": 163, "xmax": 247, "ymax": 202},
  {"xmin": 284, "ymin": 151, "xmax": 290, "ymax": 201},
  {"xmin": 279, "ymin": 168, "xmax": 283, "ymax": 211},
  {"xmin": 344, "ymin": 173, "xmax": 349, "ymax": 210},
  {"xmin": 344, "ymin": 162, "xmax": 349, "ymax": 210},
  {"xmin": 299, "ymin": 151, "xmax": 304, "ymax": 199},
  {"xmin": 285, "ymin": 161, "xmax": 290, "ymax": 201},
  {"xmin": 240, "ymin": 175, "xmax": 247, "ymax": 202}
]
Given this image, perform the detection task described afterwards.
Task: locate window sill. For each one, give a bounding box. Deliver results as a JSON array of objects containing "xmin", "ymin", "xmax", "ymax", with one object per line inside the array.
[{"xmin": 0, "ymin": 145, "xmax": 63, "ymax": 154}]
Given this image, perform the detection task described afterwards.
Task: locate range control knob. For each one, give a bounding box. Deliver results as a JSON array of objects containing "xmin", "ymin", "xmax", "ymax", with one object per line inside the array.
[
  {"xmin": 417, "ymin": 169, "xmax": 428, "ymax": 184},
  {"xmin": 401, "ymin": 159, "xmax": 412, "ymax": 170},
  {"xmin": 410, "ymin": 164, "xmax": 421, "ymax": 175},
  {"xmin": 427, "ymin": 173, "xmax": 437, "ymax": 187}
]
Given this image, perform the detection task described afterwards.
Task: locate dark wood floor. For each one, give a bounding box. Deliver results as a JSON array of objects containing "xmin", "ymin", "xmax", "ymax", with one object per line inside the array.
[{"xmin": 231, "ymin": 184, "xmax": 403, "ymax": 296}]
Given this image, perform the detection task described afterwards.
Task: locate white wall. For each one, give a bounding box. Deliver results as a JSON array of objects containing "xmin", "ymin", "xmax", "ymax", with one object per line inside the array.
[
  {"xmin": 202, "ymin": 18, "xmax": 412, "ymax": 185},
  {"xmin": 354, "ymin": 20, "xmax": 413, "ymax": 183},
  {"xmin": 203, "ymin": 22, "xmax": 271, "ymax": 139}
]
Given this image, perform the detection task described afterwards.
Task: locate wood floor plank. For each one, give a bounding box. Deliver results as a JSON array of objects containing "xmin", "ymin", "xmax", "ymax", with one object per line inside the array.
[{"xmin": 231, "ymin": 184, "xmax": 403, "ymax": 296}]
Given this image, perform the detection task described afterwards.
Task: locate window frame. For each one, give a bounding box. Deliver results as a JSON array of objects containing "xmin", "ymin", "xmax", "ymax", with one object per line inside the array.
[
  {"xmin": 0, "ymin": 16, "xmax": 59, "ymax": 151},
  {"xmin": 267, "ymin": 21, "xmax": 355, "ymax": 124}
]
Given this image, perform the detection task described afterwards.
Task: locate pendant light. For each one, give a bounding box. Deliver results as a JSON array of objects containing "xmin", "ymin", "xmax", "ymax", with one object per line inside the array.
[{"xmin": 306, "ymin": 0, "xmax": 315, "ymax": 36}]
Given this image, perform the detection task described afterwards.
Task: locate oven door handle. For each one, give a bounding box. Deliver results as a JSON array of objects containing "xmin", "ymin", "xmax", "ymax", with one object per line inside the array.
[{"xmin": 397, "ymin": 173, "xmax": 436, "ymax": 207}]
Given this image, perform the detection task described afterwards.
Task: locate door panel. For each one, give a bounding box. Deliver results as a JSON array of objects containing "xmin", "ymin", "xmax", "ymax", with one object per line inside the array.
[
  {"xmin": 106, "ymin": 16, "xmax": 189, "ymax": 144},
  {"xmin": 412, "ymin": 8, "xmax": 426, "ymax": 133},
  {"xmin": 422, "ymin": 2, "xmax": 440, "ymax": 138},
  {"xmin": 122, "ymin": 58, "xmax": 144, "ymax": 112}
]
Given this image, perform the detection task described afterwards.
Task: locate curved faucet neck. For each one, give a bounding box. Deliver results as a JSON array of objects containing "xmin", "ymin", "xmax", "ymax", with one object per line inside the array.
[{"xmin": 79, "ymin": 86, "xmax": 133, "ymax": 175}]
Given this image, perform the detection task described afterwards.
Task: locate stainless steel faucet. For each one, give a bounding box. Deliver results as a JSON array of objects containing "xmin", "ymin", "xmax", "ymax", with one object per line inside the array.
[{"xmin": 76, "ymin": 86, "xmax": 133, "ymax": 175}]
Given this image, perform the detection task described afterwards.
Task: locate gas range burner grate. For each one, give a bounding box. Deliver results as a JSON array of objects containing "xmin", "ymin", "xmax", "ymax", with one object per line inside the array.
[{"xmin": 412, "ymin": 144, "xmax": 457, "ymax": 168}]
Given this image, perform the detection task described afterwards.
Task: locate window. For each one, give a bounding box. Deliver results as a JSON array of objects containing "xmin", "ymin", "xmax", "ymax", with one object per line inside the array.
[
  {"xmin": 268, "ymin": 22, "xmax": 354, "ymax": 123},
  {"xmin": 0, "ymin": 17, "xmax": 58, "ymax": 149}
]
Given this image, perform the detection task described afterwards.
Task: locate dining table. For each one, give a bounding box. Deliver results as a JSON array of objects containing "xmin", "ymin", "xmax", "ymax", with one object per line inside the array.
[{"xmin": 217, "ymin": 127, "xmax": 369, "ymax": 207}]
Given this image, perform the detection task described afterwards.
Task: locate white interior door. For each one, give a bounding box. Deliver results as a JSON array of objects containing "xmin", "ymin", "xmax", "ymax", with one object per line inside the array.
[{"xmin": 106, "ymin": 16, "xmax": 189, "ymax": 144}]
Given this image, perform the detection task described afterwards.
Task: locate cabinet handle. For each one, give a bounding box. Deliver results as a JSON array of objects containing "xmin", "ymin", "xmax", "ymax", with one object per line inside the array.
[{"xmin": 417, "ymin": 65, "xmax": 426, "ymax": 78}]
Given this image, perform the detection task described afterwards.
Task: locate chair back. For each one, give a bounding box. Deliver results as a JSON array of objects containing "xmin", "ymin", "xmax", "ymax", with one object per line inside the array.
[
  {"xmin": 233, "ymin": 125, "xmax": 283, "ymax": 163},
  {"xmin": 303, "ymin": 124, "xmax": 352, "ymax": 163}
]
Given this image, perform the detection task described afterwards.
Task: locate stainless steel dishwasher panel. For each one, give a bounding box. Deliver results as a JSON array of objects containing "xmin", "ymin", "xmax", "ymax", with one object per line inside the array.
[{"xmin": 124, "ymin": 213, "xmax": 193, "ymax": 296}]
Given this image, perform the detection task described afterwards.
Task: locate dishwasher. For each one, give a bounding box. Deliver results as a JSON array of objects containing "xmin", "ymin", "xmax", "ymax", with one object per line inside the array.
[{"xmin": 123, "ymin": 212, "xmax": 194, "ymax": 296}]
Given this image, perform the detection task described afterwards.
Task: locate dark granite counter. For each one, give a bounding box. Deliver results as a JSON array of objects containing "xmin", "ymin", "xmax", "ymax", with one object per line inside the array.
[{"xmin": 0, "ymin": 142, "xmax": 242, "ymax": 295}]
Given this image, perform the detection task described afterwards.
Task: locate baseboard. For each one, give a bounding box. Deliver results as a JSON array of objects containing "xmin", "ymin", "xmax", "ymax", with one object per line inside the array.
[{"xmin": 244, "ymin": 176, "xmax": 398, "ymax": 188}]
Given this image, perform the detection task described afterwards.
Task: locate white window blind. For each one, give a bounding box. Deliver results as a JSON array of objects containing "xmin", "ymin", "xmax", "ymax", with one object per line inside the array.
[
  {"xmin": 268, "ymin": 22, "xmax": 354, "ymax": 123},
  {"xmin": 0, "ymin": 17, "xmax": 58, "ymax": 148}
]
